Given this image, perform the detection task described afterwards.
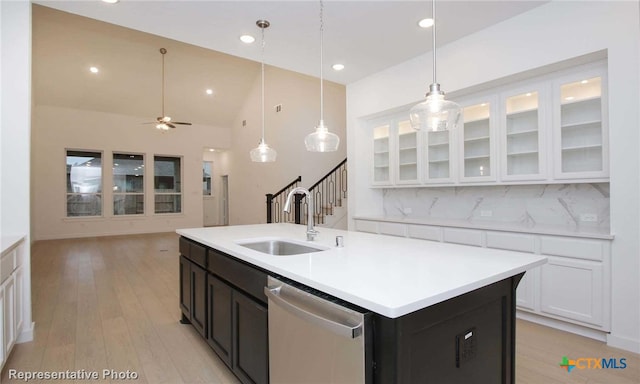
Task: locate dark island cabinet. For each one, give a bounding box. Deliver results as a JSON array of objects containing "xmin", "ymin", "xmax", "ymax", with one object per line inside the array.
[
  {"xmin": 179, "ymin": 236, "xmax": 269, "ymax": 384},
  {"xmin": 179, "ymin": 237, "xmax": 207, "ymax": 338}
]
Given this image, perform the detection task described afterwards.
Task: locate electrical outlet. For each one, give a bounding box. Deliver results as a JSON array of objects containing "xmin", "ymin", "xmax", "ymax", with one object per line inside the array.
[
  {"xmin": 274, "ymin": 104, "xmax": 282, "ymax": 112},
  {"xmin": 456, "ymin": 327, "xmax": 477, "ymax": 368},
  {"xmin": 580, "ymin": 213, "xmax": 598, "ymax": 222},
  {"xmin": 480, "ymin": 210, "xmax": 493, "ymax": 217}
]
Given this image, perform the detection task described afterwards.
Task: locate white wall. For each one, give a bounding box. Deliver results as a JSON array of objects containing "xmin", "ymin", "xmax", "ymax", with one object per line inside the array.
[
  {"xmin": 347, "ymin": 1, "xmax": 640, "ymax": 353},
  {"xmin": 227, "ymin": 65, "xmax": 346, "ymax": 225},
  {"xmin": 31, "ymin": 106, "xmax": 231, "ymax": 240},
  {"xmin": 0, "ymin": 0, "xmax": 34, "ymax": 342}
]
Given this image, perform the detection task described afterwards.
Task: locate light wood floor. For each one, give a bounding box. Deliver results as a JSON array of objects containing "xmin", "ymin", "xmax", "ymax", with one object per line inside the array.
[{"xmin": 2, "ymin": 233, "xmax": 638, "ymax": 383}]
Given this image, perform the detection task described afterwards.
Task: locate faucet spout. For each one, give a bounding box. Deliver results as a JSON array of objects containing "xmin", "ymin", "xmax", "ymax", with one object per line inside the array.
[{"xmin": 284, "ymin": 187, "xmax": 318, "ymax": 241}]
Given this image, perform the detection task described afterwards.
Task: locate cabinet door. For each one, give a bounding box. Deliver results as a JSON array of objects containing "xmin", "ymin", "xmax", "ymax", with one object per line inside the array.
[
  {"xmin": 553, "ymin": 65, "xmax": 608, "ymax": 180},
  {"xmin": 179, "ymin": 256, "xmax": 191, "ymax": 318},
  {"xmin": 500, "ymin": 85, "xmax": 548, "ymax": 181},
  {"xmin": 0, "ymin": 285, "xmax": 4, "ymax": 367},
  {"xmin": 540, "ymin": 256, "xmax": 604, "ymax": 327},
  {"xmin": 516, "ymin": 267, "xmax": 538, "ymax": 311},
  {"xmin": 2, "ymin": 275, "xmax": 15, "ymax": 356},
  {"xmin": 395, "ymin": 119, "xmax": 420, "ymax": 185},
  {"xmin": 459, "ymin": 97, "xmax": 497, "ymax": 182},
  {"xmin": 424, "ymin": 128, "xmax": 455, "ymax": 184},
  {"xmin": 190, "ymin": 263, "xmax": 207, "ymax": 337},
  {"xmin": 207, "ymin": 274, "xmax": 233, "ymax": 367},
  {"xmin": 372, "ymin": 122, "xmax": 392, "ymax": 185},
  {"xmin": 232, "ymin": 290, "xmax": 269, "ymax": 384},
  {"xmin": 15, "ymin": 266, "xmax": 24, "ymax": 334}
]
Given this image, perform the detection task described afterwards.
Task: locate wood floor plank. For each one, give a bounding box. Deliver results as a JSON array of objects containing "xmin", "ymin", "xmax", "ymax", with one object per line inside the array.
[{"xmin": 2, "ymin": 232, "xmax": 638, "ymax": 384}]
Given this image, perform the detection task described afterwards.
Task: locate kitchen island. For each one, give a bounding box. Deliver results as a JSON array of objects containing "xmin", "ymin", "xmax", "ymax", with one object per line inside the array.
[{"xmin": 177, "ymin": 223, "xmax": 546, "ymax": 384}]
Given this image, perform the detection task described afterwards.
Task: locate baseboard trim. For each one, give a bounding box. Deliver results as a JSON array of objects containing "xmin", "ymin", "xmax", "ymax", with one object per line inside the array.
[
  {"xmin": 517, "ymin": 311, "xmax": 607, "ymax": 342},
  {"xmin": 16, "ymin": 321, "xmax": 35, "ymax": 343},
  {"xmin": 606, "ymin": 333, "xmax": 640, "ymax": 354}
]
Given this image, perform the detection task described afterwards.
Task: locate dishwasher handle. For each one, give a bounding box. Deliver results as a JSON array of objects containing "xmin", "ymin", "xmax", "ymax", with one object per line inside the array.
[{"xmin": 265, "ymin": 285, "xmax": 363, "ymax": 339}]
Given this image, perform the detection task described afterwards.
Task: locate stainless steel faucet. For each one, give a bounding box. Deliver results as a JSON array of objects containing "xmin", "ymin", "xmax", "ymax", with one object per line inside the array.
[{"xmin": 284, "ymin": 187, "xmax": 318, "ymax": 241}]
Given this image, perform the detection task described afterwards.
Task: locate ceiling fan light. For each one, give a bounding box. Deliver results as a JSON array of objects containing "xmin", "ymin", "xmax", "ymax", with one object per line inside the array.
[
  {"xmin": 156, "ymin": 123, "xmax": 170, "ymax": 130},
  {"xmin": 250, "ymin": 141, "xmax": 277, "ymax": 162},
  {"xmin": 305, "ymin": 120, "xmax": 340, "ymax": 152}
]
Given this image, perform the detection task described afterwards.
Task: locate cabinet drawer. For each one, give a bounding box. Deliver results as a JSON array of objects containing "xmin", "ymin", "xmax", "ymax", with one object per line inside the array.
[
  {"xmin": 189, "ymin": 242, "xmax": 207, "ymax": 268},
  {"xmin": 378, "ymin": 222, "xmax": 406, "ymax": 237},
  {"xmin": 179, "ymin": 236, "xmax": 190, "ymax": 257},
  {"xmin": 208, "ymin": 250, "xmax": 268, "ymax": 304},
  {"xmin": 540, "ymin": 236, "xmax": 605, "ymax": 261},
  {"xmin": 407, "ymin": 225, "xmax": 441, "ymax": 241},
  {"xmin": 486, "ymin": 232, "xmax": 535, "ymax": 253},
  {"xmin": 354, "ymin": 220, "xmax": 378, "ymax": 234},
  {"xmin": 442, "ymin": 228, "xmax": 483, "ymax": 247}
]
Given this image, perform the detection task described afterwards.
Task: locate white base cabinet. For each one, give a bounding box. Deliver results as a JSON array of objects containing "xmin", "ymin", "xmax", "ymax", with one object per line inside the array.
[
  {"xmin": 354, "ymin": 218, "xmax": 611, "ymax": 334},
  {"xmin": 1, "ymin": 237, "xmax": 25, "ymax": 371}
]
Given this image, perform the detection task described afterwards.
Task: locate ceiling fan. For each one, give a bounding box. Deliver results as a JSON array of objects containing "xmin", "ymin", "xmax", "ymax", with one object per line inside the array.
[{"xmin": 144, "ymin": 48, "xmax": 192, "ymax": 130}]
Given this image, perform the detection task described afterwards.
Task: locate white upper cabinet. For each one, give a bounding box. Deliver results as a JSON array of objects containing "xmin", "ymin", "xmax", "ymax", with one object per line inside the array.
[
  {"xmin": 459, "ymin": 98, "xmax": 496, "ymax": 182},
  {"xmin": 368, "ymin": 60, "xmax": 609, "ymax": 187},
  {"xmin": 395, "ymin": 119, "xmax": 420, "ymax": 185},
  {"xmin": 372, "ymin": 122, "xmax": 391, "ymax": 186},
  {"xmin": 424, "ymin": 128, "xmax": 455, "ymax": 184},
  {"xmin": 553, "ymin": 65, "xmax": 608, "ymax": 180},
  {"xmin": 499, "ymin": 84, "xmax": 548, "ymax": 181}
]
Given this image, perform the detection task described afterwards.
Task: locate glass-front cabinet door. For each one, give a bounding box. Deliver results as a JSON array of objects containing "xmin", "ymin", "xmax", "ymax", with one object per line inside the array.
[
  {"xmin": 460, "ymin": 99, "xmax": 496, "ymax": 182},
  {"xmin": 553, "ymin": 66, "xmax": 608, "ymax": 180},
  {"xmin": 500, "ymin": 86, "xmax": 546, "ymax": 181},
  {"xmin": 395, "ymin": 119, "xmax": 420, "ymax": 184},
  {"xmin": 372, "ymin": 122, "xmax": 391, "ymax": 185},
  {"xmin": 424, "ymin": 128, "xmax": 455, "ymax": 183}
]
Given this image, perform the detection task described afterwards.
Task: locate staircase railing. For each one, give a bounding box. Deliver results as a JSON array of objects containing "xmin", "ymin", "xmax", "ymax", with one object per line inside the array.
[
  {"xmin": 266, "ymin": 159, "xmax": 347, "ymax": 226},
  {"xmin": 307, "ymin": 158, "xmax": 347, "ymax": 225},
  {"xmin": 266, "ymin": 176, "xmax": 301, "ymax": 223}
]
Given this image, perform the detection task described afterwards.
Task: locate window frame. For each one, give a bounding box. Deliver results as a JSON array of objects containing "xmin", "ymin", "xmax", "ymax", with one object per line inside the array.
[
  {"xmin": 153, "ymin": 155, "xmax": 183, "ymax": 214},
  {"xmin": 65, "ymin": 149, "xmax": 104, "ymax": 218},
  {"xmin": 112, "ymin": 152, "xmax": 145, "ymax": 216}
]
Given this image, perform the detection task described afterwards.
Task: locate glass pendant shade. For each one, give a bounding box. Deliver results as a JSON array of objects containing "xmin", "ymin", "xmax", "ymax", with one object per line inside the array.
[
  {"xmin": 250, "ymin": 140, "xmax": 277, "ymax": 162},
  {"xmin": 304, "ymin": 120, "xmax": 340, "ymax": 152},
  {"xmin": 409, "ymin": 84, "xmax": 462, "ymax": 131}
]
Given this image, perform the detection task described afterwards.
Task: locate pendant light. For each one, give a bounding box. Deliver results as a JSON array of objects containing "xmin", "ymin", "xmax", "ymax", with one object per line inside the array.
[
  {"xmin": 250, "ymin": 20, "xmax": 277, "ymax": 163},
  {"xmin": 304, "ymin": 0, "xmax": 340, "ymax": 152},
  {"xmin": 409, "ymin": 0, "xmax": 462, "ymax": 132}
]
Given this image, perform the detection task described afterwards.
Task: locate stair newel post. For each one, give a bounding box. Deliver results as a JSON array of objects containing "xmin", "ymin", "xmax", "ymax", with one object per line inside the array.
[
  {"xmin": 294, "ymin": 193, "xmax": 304, "ymax": 225},
  {"xmin": 266, "ymin": 193, "xmax": 274, "ymax": 223}
]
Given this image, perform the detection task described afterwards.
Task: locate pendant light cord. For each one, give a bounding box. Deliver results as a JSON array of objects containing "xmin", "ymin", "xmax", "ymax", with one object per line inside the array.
[
  {"xmin": 319, "ymin": 0, "xmax": 324, "ymax": 123},
  {"xmin": 432, "ymin": 0, "xmax": 437, "ymax": 85},
  {"xmin": 261, "ymin": 25, "xmax": 266, "ymax": 142}
]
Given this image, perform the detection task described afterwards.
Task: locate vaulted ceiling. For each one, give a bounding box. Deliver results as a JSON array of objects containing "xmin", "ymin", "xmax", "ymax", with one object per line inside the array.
[{"xmin": 32, "ymin": 1, "xmax": 547, "ymax": 128}]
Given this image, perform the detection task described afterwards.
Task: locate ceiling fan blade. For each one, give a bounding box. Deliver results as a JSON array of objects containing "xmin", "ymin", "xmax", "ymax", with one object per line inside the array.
[
  {"xmin": 142, "ymin": 122, "xmax": 156, "ymax": 125},
  {"xmin": 167, "ymin": 123, "xmax": 176, "ymax": 129},
  {"xmin": 173, "ymin": 122, "xmax": 192, "ymax": 125}
]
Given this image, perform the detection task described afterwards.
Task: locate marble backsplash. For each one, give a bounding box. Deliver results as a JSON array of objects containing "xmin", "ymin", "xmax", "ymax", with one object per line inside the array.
[{"xmin": 382, "ymin": 184, "xmax": 610, "ymax": 231}]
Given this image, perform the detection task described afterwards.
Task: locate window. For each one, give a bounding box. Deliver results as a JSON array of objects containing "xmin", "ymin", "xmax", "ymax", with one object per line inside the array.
[
  {"xmin": 113, "ymin": 153, "xmax": 144, "ymax": 215},
  {"xmin": 66, "ymin": 150, "xmax": 102, "ymax": 217},
  {"xmin": 154, "ymin": 156, "xmax": 182, "ymax": 213},
  {"xmin": 203, "ymin": 161, "xmax": 213, "ymax": 196}
]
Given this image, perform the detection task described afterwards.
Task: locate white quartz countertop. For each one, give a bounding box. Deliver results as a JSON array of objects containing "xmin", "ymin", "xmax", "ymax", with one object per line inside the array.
[{"xmin": 177, "ymin": 223, "xmax": 547, "ymax": 318}]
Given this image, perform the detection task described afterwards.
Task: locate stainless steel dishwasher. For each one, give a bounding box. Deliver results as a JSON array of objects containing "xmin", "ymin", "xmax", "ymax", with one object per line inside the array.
[{"xmin": 264, "ymin": 276, "xmax": 371, "ymax": 384}]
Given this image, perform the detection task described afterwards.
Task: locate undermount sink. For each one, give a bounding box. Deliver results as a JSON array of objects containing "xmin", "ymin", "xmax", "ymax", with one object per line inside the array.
[{"xmin": 237, "ymin": 238, "xmax": 327, "ymax": 256}]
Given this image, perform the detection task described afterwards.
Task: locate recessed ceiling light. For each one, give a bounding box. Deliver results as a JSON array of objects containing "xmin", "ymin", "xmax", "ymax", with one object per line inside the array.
[
  {"xmin": 102, "ymin": 0, "xmax": 119, "ymax": 3},
  {"xmin": 526, "ymin": 93, "xmax": 532, "ymax": 97},
  {"xmin": 89, "ymin": 66, "xmax": 99, "ymax": 73},
  {"xmin": 418, "ymin": 18, "xmax": 434, "ymax": 28},
  {"xmin": 332, "ymin": 64, "xmax": 345, "ymax": 71},
  {"xmin": 565, "ymin": 96, "xmax": 575, "ymax": 101},
  {"xmin": 208, "ymin": 148, "xmax": 215, "ymax": 152},
  {"xmin": 206, "ymin": 89, "xmax": 214, "ymax": 95},
  {"xmin": 581, "ymin": 80, "xmax": 588, "ymax": 84},
  {"xmin": 240, "ymin": 35, "xmax": 255, "ymax": 44}
]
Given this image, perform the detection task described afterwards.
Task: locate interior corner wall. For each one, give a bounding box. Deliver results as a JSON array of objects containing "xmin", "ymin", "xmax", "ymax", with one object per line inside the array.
[
  {"xmin": 31, "ymin": 106, "xmax": 232, "ymax": 240},
  {"xmin": 227, "ymin": 65, "xmax": 346, "ymax": 226},
  {"xmin": 1, "ymin": 0, "xmax": 33, "ymax": 342},
  {"xmin": 346, "ymin": 1, "xmax": 640, "ymax": 353}
]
